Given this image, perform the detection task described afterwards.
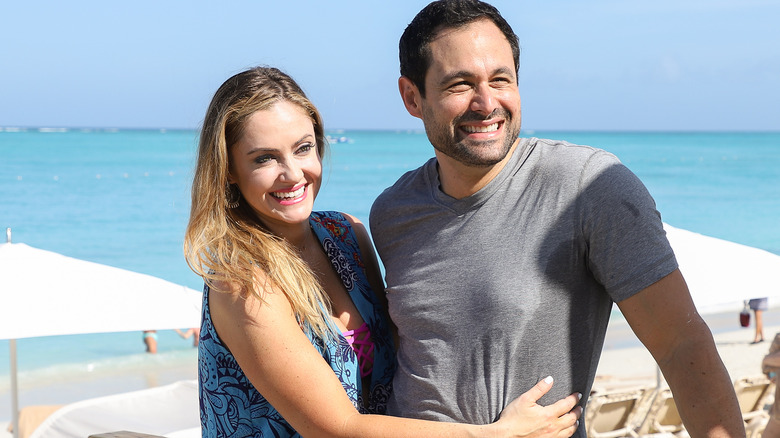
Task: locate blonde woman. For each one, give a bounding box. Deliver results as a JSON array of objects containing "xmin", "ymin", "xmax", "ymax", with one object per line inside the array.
[{"xmin": 184, "ymin": 66, "xmax": 581, "ymax": 437}]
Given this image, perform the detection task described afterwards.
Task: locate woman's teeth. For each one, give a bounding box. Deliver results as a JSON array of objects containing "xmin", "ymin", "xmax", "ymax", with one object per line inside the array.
[{"xmin": 272, "ymin": 185, "xmax": 305, "ymax": 199}]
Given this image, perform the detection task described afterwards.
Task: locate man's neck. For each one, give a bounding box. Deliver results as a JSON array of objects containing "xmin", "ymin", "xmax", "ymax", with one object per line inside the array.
[{"xmin": 435, "ymin": 139, "xmax": 520, "ymax": 200}]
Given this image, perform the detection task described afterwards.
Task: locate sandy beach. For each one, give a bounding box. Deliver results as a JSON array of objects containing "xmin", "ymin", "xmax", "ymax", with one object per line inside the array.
[
  {"xmin": 0, "ymin": 357, "xmax": 197, "ymax": 437},
  {"xmin": 1, "ymin": 308, "xmax": 778, "ymax": 437},
  {"xmin": 597, "ymin": 310, "xmax": 780, "ymax": 388}
]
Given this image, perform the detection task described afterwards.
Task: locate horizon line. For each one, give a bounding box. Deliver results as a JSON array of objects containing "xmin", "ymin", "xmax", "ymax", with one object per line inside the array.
[{"xmin": 2, "ymin": 126, "xmax": 779, "ymax": 135}]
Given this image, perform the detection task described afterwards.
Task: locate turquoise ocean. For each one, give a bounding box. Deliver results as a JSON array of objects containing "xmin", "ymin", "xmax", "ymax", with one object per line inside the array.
[{"xmin": 1, "ymin": 128, "xmax": 779, "ymax": 419}]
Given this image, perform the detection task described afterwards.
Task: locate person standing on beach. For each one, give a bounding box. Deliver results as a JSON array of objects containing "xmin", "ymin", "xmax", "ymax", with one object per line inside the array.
[
  {"xmin": 370, "ymin": 1, "xmax": 745, "ymax": 436},
  {"xmin": 749, "ymin": 297, "xmax": 768, "ymax": 344},
  {"xmin": 184, "ymin": 66, "xmax": 581, "ymax": 437}
]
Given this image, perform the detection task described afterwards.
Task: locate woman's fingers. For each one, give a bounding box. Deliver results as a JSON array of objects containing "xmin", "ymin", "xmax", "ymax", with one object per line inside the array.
[
  {"xmin": 517, "ymin": 376, "xmax": 555, "ymax": 404},
  {"xmin": 498, "ymin": 376, "xmax": 584, "ymax": 438},
  {"xmin": 547, "ymin": 391, "xmax": 583, "ymax": 416},
  {"xmin": 558, "ymin": 405, "xmax": 582, "ymax": 437}
]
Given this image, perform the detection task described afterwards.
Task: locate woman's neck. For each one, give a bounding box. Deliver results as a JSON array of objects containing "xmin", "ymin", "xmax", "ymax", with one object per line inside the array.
[{"xmin": 260, "ymin": 218, "xmax": 313, "ymax": 252}]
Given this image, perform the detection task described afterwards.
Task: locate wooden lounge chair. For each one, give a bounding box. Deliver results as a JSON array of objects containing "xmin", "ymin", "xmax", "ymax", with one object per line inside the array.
[
  {"xmin": 5, "ymin": 405, "xmax": 63, "ymax": 438},
  {"xmin": 89, "ymin": 433, "xmax": 165, "ymax": 438},
  {"xmin": 638, "ymin": 375, "xmax": 775, "ymax": 438},
  {"xmin": 637, "ymin": 388, "xmax": 686, "ymax": 437},
  {"xmin": 733, "ymin": 375, "xmax": 774, "ymax": 438},
  {"xmin": 585, "ymin": 386, "xmax": 655, "ymax": 438},
  {"xmin": 27, "ymin": 380, "xmax": 198, "ymax": 438}
]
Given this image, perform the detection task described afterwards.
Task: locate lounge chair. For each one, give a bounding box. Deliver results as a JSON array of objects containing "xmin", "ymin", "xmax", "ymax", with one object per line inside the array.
[
  {"xmin": 733, "ymin": 375, "xmax": 774, "ymax": 438},
  {"xmin": 638, "ymin": 375, "xmax": 775, "ymax": 438},
  {"xmin": 27, "ymin": 380, "xmax": 198, "ymax": 438},
  {"xmin": 88, "ymin": 433, "xmax": 165, "ymax": 438},
  {"xmin": 637, "ymin": 388, "xmax": 687, "ymax": 437},
  {"xmin": 585, "ymin": 386, "xmax": 655, "ymax": 438},
  {"xmin": 5, "ymin": 405, "xmax": 63, "ymax": 438}
]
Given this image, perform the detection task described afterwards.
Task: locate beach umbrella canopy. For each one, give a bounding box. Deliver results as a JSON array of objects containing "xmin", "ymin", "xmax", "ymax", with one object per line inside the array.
[
  {"xmin": 0, "ymin": 238, "xmax": 202, "ymax": 438},
  {"xmin": 0, "ymin": 242, "xmax": 202, "ymax": 340},
  {"xmin": 664, "ymin": 223, "xmax": 780, "ymax": 315}
]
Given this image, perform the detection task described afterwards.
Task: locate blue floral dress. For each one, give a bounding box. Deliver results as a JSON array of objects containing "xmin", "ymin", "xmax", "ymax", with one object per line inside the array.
[{"xmin": 199, "ymin": 211, "xmax": 396, "ymax": 437}]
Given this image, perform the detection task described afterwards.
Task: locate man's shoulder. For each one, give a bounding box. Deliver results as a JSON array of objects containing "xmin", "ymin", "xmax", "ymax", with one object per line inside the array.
[
  {"xmin": 527, "ymin": 137, "xmax": 616, "ymax": 164},
  {"xmin": 523, "ymin": 138, "xmax": 624, "ymax": 182},
  {"xmin": 373, "ymin": 158, "xmax": 434, "ymax": 202}
]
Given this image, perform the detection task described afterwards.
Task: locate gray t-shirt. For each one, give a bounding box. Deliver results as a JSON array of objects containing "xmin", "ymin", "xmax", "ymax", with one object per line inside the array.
[{"xmin": 369, "ymin": 137, "xmax": 677, "ymax": 434}]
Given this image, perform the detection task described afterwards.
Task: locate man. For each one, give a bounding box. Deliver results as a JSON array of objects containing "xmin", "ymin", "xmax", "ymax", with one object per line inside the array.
[{"xmin": 369, "ymin": 1, "xmax": 745, "ymax": 436}]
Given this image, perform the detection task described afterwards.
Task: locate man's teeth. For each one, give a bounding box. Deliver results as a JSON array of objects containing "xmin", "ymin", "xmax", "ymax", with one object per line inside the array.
[
  {"xmin": 463, "ymin": 123, "xmax": 499, "ymax": 133},
  {"xmin": 273, "ymin": 186, "xmax": 305, "ymax": 199}
]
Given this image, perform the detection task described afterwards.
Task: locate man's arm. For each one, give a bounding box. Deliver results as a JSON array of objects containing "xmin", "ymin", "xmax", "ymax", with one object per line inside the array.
[{"xmin": 617, "ymin": 268, "xmax": 746, "ymax": 438}]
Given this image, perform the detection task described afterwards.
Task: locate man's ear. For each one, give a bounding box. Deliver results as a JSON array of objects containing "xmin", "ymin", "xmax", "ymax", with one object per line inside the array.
[{"xmin": 398, "ymin": 76, "xmax": 423, "ymax": 119}]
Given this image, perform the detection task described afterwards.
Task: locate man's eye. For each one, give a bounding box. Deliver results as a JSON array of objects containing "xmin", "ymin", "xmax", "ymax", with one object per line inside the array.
[
  {"xmin": 449, "ymin": 81, "xmax": 471, "ymax": 92},
  {"xmin": 491, "ymin": 77, "xmax": 515, "ymax": 87}
]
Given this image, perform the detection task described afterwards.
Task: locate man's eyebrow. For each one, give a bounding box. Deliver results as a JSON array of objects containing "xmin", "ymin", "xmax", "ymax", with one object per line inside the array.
[
  {"xmin": 438, "ymin": 70, "xmax": 473, "ymax": 86},
  {"xmin": 438, "ymin": 67, "xmax": 516, "ymax": 87}
]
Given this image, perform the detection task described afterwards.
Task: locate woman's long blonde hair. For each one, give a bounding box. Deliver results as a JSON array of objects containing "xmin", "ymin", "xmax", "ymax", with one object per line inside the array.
[{"xmin": 184, "ymin": 66, "xmax": 334, "ymax": 339}]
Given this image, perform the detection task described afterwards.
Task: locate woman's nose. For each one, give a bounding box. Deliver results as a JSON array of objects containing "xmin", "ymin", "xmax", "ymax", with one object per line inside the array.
[{"xmin": 279, "ymin": 160, "xmax": 303, "ymax": 182}]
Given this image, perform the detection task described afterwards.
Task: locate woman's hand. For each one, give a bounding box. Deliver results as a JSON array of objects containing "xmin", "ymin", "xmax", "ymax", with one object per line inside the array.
[{"xmin": 492, "ymin": 376, "xmax": 582, "ymax": 438}]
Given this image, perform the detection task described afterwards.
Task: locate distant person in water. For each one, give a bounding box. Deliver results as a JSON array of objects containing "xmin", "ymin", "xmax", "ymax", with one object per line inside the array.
[
  {"xmin": 142, "ymin": 330, "xmax": 157, "ymax": 354},
  {"xmin": 175, "ymin": 327, "xmax": 200, "ymax": 347}
]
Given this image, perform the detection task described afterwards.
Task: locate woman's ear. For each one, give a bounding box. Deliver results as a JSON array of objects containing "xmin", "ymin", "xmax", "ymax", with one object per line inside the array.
[
  {"xmin": 398, "ymin": 76, "xmax": 423, "ymax": 119},
  {"xmin": 226, "ymin": 160, "xmax": 236, "ymax": 185}
]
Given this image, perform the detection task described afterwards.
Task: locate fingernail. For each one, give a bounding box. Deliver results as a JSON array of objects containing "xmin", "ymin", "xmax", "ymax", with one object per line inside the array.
[
  {"xmin": 544, "ymin": 375, "xmax": 554, "ymax": 384},
  {"xmin": 577, "ymin": 393, "xmax": 582, "ymax": 400}
]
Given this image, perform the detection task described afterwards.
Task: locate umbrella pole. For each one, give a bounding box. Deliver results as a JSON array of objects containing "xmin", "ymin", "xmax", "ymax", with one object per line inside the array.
[
  {"xmin": 6, "ymin": 229, "xmax": 18, "ymax": 438},
  {"xmin": 9, "ymin": 339, "xmax": 19, "ymax": 438}
]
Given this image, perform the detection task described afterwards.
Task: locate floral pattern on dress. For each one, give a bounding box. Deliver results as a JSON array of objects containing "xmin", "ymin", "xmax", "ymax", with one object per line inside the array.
[
  {"xmin": 321, "ymin": 237, "xmax": 359, "ymax": 291},
  {"xmin": 199, "ymin": 211, "xmax": 395, "ymax": 437}
]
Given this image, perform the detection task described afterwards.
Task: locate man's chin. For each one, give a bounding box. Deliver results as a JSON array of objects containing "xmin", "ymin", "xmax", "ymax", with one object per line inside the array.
[{"xmin": 442, "ymin": 150, "xmax": 509, "ymax": 168}]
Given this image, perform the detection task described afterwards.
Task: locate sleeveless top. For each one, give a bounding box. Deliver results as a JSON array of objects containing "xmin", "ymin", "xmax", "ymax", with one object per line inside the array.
[{"xmin": 199, "ymin": 211, "xmax": 396, "ymax": 437}]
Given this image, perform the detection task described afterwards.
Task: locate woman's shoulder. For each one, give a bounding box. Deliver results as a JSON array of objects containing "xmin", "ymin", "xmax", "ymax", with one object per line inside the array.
[
  {"xmin": 310, "ymin": 211, "xmax": 365, "ymax": 233},
  {"xmin": 311, "ymin": 211, "xmax": 372, "ymax": 256},
  {"xmin": 311, "ymin": 210, "xmax": 357, "ymax": 223}
]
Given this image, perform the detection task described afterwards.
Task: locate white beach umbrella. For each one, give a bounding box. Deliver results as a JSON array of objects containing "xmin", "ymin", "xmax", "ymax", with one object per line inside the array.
[
  {"xmin": 0, "ymin": 230, "xmax": 202, "ymax": 438},
  {"xmin": 636, "ymin": 224, "xmax": 780, "ymax": 389},
  {"xmin": 664, "ymin": 223, "xmax": 780, "ymax": 314}
]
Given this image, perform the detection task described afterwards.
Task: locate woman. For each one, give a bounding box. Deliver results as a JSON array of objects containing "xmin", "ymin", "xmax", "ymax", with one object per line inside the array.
[{"xmin": 184, "ymin": 66, "xmax": 581, "ymax": 437}]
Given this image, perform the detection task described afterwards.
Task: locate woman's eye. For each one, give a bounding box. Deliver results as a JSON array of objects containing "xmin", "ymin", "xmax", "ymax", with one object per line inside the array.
[
  {"xmin": 297, "ymin": 143, "xmax": 315, "ymax": 154},
  {"xmin": 254, "ymin": 155, "xmax": 274, "ymax": 165}
]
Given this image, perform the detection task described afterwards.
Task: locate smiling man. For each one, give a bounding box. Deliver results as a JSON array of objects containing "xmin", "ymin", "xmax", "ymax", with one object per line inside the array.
[{"xmin": 369, "ymin": 1, "xmax": 745, "ymax": 437}]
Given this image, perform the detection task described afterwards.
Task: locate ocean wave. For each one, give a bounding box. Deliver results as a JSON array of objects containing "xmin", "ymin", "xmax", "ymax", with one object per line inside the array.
[{"xmin": 0, "ymin": 349, "xmax": 197, "ymax": 392}]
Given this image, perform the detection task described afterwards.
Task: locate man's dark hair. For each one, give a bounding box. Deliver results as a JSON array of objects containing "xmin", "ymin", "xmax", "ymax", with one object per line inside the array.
[{"xmin": 399, "ymin": 0, "xmax": 520, "ymax": 97}]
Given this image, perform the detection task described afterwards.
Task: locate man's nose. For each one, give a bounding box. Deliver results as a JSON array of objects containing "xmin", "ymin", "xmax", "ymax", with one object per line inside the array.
[{"xmin": 469, "ymin": 83, "xmax": 497, "ymax": 115}]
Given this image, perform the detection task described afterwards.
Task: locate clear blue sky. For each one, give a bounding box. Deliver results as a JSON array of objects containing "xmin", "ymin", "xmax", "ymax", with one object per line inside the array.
[{"xmin": 2, "ymin": 1, "xmax": 778, "ymax": 131}]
